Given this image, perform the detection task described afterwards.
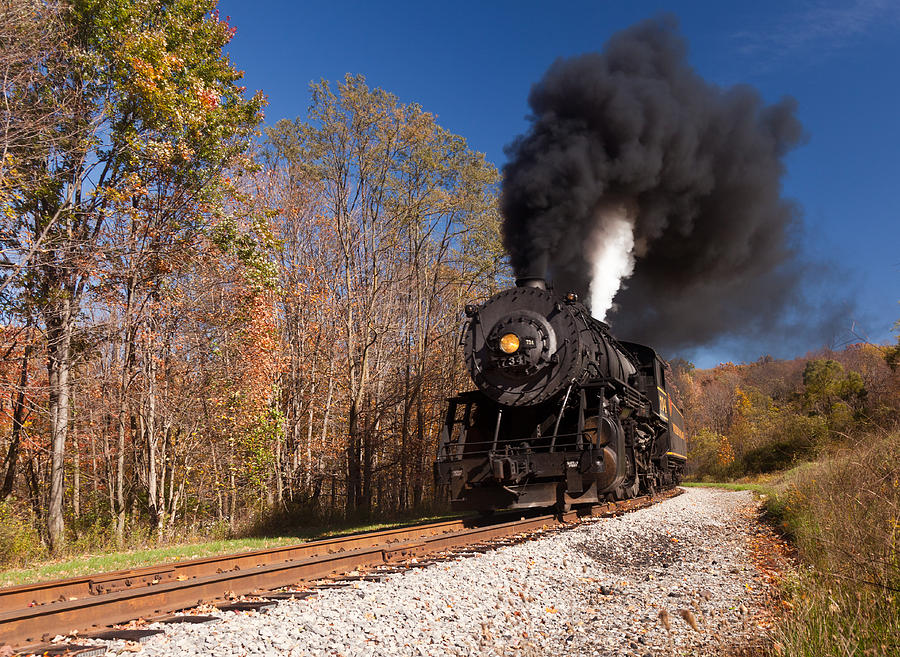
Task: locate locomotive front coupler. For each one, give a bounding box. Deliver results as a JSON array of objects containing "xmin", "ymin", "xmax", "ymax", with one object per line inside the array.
[{"xmin": 489, "ymin": 453, "xmax": 531, "ymax": 483}]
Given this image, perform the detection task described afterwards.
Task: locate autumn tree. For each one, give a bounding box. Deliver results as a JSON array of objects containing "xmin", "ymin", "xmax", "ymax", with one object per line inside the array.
[
  {"xmin": 0, "ymin": 1, "xmax": 78, "ymax": 290},
  {"xmin": 886, "ymin": 318, "xmax": 900, "ymax": 371},
  {"xmin": 2, "ymin": 0, "xmax": 262, "ymax": 549},
  {"xmin": 266, "ymin": 74, "xmax": 504, "ymax": 514},
  {"xmin": 802, "ymin": 359, "xmax": 865, "ymax": 432}
]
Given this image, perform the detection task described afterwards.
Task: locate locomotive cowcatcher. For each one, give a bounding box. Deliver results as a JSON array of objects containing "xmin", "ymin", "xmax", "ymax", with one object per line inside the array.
[{"xmin": 434, "ymin": 276, "xmax": 686, "ymax": 513}]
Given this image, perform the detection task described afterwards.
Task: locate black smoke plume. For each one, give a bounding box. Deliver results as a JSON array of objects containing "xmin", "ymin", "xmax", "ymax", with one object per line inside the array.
[{"xmin": 502, "ymin": 16, "xmax": 845, "ymax": 353}]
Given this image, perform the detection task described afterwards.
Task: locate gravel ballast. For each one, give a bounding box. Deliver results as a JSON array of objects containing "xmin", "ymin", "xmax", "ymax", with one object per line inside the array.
[{"xmin": 94, "ymin": 488, "xmax": 775, "ymax": 656}]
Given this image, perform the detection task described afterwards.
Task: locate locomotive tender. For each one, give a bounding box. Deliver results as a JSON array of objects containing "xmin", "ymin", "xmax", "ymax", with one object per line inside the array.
[{"xmin": 435, "ymin": 276, "xmax": 686, "ymax": 513}]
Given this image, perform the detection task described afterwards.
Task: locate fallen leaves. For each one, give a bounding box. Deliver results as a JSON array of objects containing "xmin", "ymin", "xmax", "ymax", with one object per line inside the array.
[
  {"xmin": 678, "ymin": 608, "xmax": 700, "ymax": 632},
  {"xmin": 658, "ymin": 608, "xmax": 671, "ymax": 631}
]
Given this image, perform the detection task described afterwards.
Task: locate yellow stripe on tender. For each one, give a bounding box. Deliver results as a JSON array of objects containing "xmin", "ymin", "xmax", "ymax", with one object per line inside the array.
[{"xmin": 665, "ymin": 451, "xmax": 687, "ymax": 460}]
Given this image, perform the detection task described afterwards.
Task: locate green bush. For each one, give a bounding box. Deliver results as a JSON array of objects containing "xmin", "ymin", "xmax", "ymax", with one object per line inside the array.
[
  {"xmin": 738, "ymin": 411, "xmax": 827, "ymax": 475},
  {"xmin": 0, "ymin": 500, "xmax": 45, "ymax": 567},
  {"xmin": 686, "ymin": 427, "xmax": 734, "ymax": 480}
]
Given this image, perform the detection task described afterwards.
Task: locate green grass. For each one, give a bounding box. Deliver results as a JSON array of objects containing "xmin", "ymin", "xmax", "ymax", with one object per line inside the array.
[
  {"xmin": 0, "ymin": 512, "xmax": 462, "ymax": 588},
  {"xmin": 681, "ymin": 481, "xmax": 770, "ymax": 494}
]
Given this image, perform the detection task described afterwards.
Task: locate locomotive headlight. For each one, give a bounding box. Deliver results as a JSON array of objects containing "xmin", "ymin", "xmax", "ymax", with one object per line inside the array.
[{"xmin": 499, "ymin": 333, "xmax": 520, "ymax": 354}]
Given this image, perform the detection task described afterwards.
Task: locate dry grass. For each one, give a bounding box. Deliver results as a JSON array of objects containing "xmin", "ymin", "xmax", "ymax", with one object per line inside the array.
[{"xmin": 765, "ymin": 429, "xmax": 900, "ymax": 656}]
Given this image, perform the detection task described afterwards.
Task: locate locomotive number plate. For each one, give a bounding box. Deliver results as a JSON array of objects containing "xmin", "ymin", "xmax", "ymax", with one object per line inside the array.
[{"xmin": 498, "ymin": 354, "xmax": 526, "ymax": 367}]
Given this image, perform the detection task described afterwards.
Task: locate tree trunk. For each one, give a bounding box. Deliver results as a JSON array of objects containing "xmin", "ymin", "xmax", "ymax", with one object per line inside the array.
[
  {"xmin": 412, "ymin": 393, "xmax": 425, "ymax": 509},
  {"xmin": 46, "ymin": 299, "xmax": 73, "ymax": 552},
  {"xmin": 346, "ymin": 397, "xmax": 361, "ymax": 516},
  {"xmin": 115, "ymin": 279, "xmax": 137, "ymax": 545},
  {"xmin": 25, "ymin": 455, "xmax": 45, "ymax": 543},
  {"xmin": 115, "ymin": 390, "xmax": 128, "ymax": 543},
  {"xmin": 399, "ymin": 362, "xmax": 411, "ymax": 512},
  {"xmin": 1, "ymin": 344, "xmax": 31, "ymax": 500},
  {"xmin": 146, "ymin": 340, "xmax": 160, "ymax": 533},
  {"xmin": 73, "ymin": 446, "xmax": 80, "ymax": 519}
]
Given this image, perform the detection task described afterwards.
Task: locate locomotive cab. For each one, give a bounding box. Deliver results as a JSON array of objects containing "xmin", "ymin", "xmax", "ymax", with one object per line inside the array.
[{"xmin": 619, "ymin": 341, "xmax": 687, "ymax": 486}]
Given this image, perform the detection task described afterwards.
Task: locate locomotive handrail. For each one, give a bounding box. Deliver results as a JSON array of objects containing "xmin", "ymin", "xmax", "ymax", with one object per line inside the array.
[
  {"xmin": 550, "ymin": 382, "xmax": 574, "ymax": 452},
  {"xmin": 438, "ymin": 429, "xmax": 588, "ymax": 460}
]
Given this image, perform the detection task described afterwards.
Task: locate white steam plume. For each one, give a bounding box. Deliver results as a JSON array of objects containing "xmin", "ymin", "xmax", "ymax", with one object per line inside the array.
[{"xmin": 588, "ymin": 203, "xmax": 637, "ymax": 321}]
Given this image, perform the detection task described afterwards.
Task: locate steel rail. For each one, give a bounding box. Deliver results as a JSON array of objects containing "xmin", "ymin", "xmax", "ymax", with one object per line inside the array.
[
  {"xmin": 1, "ymin": 491, "xmax": 677, "ymax": 651},
  {"xmin": 0, "ymin": 517, "xmax": 476, "ymax": 609}
]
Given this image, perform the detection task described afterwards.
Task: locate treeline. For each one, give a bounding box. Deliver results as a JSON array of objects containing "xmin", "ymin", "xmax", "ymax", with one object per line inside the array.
[
  {"xmin": 0, "ymin": 0, "xmax": 505, "ymax": 559},
  {"xmin": 677, "ymin": 340, "xmax": 900, "ymax": 480}
]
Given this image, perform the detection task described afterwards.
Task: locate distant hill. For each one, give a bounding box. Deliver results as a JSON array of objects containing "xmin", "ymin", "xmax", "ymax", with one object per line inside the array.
[{"xmin": 672, "ymin": 341, "xmax": 899, "ymax": 479}]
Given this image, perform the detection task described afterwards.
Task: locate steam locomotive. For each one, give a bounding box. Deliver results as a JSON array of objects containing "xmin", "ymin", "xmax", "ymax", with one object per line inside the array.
[{"xmin": 434, "ymin": 276, "xmax": 686, "ymax": 513}]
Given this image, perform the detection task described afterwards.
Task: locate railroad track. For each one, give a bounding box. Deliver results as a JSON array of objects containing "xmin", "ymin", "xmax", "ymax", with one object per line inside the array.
[{"xmin": 1, "ymin": 490, "xmax": 679, "ymax": 655}]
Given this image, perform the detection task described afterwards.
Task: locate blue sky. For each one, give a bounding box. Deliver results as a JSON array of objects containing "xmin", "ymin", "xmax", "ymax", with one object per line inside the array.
[{"xmin": 218, "ymin": 0, "xmax": 899, "ymax": 367}]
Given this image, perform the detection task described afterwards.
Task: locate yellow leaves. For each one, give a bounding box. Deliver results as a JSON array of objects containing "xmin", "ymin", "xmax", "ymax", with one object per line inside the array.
[
  {"xmin": 544, "ymin": 606, "xmax": 558, "ymax": 614},
  {"xmin": 733, "ymin": 386, "xmax": 752, "ymax": 414},
  {"xmin": 717, "ymin": 434, "xmax": 735, "ymax": 467}
]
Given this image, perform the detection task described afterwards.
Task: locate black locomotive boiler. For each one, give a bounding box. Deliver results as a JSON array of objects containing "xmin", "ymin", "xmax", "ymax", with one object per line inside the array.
[{"xmin": 434, "ymin": 276, "xmax": 686, "ymax": 513}]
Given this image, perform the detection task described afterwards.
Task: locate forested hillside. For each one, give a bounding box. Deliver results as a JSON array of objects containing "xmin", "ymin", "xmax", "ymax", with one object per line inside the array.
[
  {"xmin": 0, "ymin": 0, "xmax": 506, "ymax": 561},
  {"xmin": 676, "ymin": 341, "xmax": 900, "ymax": 656},
  {"xmin": 677, "ymin": 341, "xmax": 900, "ymax": 480}
]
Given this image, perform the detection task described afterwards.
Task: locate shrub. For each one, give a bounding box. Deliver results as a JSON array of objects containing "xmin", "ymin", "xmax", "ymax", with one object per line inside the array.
[
  {"xmin": 686, "ymin": 428, "xmax": 734, "ymax": 480},
  {"xmin": 739, "ymin": 412, "xmax": 827, "ymax": 474},
  {"xmin": 0, "ymin": 500, "xmax": 45, "ymax": 567}
]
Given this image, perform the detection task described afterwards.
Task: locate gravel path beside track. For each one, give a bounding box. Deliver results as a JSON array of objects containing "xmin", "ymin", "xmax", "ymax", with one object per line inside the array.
[{"xmin": 92, "ymin": 488, "xmax": 775, "ymax": 657}]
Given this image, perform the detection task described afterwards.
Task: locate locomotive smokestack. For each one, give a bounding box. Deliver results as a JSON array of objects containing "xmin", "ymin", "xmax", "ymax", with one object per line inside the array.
[
  {"xmin": 515, "ymin": 251, "xmax": 548, "ymax": 289},
  {"xmin": 501, "ymin": 16, "xmax": 850, "ymax": 353},
  {"xmin": 515, "ymin": 277, "xmax": 547, "ymax": 290}
]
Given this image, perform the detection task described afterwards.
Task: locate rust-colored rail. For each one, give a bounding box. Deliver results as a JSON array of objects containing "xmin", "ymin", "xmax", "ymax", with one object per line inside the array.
[
  {"xmin": 0, "ymin": 517, "xmax": 475, "ymax": 610},
  {"xmin": 1, "ymin": 491, "xmax": 677, "ymax": 651}
]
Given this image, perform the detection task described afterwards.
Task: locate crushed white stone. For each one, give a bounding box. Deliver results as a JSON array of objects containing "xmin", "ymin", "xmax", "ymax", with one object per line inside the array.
[{"xmin": 94, "ymin": 488, "xmax": 773, "ymax": 657}]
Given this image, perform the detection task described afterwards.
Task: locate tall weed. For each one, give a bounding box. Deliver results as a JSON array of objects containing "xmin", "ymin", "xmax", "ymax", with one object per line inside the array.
[{"xmin": 767, "ymin": 429, "xmax": 900, "ymax": 656}]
